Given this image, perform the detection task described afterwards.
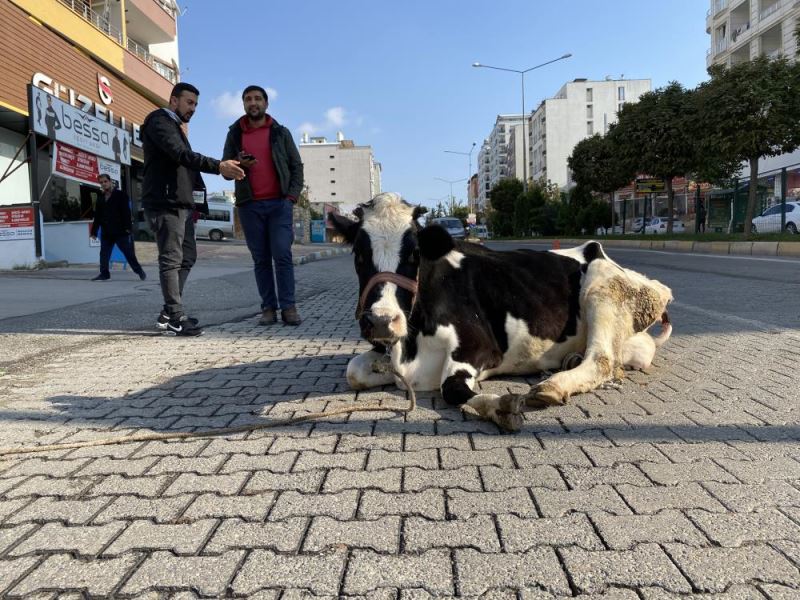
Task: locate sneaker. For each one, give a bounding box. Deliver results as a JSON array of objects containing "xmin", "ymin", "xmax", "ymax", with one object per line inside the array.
[
  {"xmin": 258, "ymin": 308, "xmax": 278, "ymax": 326},
  {"xmin": 156, "ymin": 311, "xmax": 199, "ymax": 331},
  {"xmin": 164, "ymin": 317, "xmax": 203, "ymax": 336},
  {"xmin": 91, "ymin": 274, "xmax": 110, "ymax": 281},
  {"xmin": 281, "ymin": 306, "xmax": 302, "ymax": 326}
]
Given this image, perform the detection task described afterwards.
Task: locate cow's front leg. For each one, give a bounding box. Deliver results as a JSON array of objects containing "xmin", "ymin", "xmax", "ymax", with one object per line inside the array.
[
  {"xmin": 346, "ymin": 349, "xmax": 395, "ymax": 390},
  {"xmin": 440, "ymin": 360, "xmax": 522, "ymax": 433}
]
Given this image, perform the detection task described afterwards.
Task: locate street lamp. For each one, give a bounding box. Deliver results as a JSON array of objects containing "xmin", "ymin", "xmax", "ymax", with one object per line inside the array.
[
  {"xmin": 472, "ymin": 53, "xmax": 572, "ymax": 192},
  {"xmin": 434, "ymin": 177, "xmax": 467, "ymax": 214},
  {"xmin": 444, "ymin": 142, "xmax": 476, "ymax": 212}
]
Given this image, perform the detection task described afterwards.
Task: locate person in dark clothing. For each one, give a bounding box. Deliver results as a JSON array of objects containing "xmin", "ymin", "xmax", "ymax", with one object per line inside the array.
[
  {"xmin": 44, "ymin": 95, "xmax": 60, "ymax": 140},
  {"xmin": 222, "ymin": 85, "xmax": 304, "ymax": 326},
  {"xmin": 697, "ymin": 200, "xmax": 707, "ymax": 233},
  {"xmin": 90, "ymin": 174, "xmax": 146, "ymax": 281},
  {"xmin": 141, "ymin": 82, "xmax": 245, "ymax": 336}
]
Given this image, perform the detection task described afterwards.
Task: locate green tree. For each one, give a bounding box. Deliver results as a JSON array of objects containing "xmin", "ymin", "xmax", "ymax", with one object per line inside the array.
[
  {"xmin": 694, "ymin": 56, "xmax": 800, "ymax": 235},
  {"xmin": 556, "ymin": 184, "xmax": 593, "ymax": 235},
  {"xmin": 611, "ymin": 82, "xmax": 696, "ymax": 233},
  {"xmin": 487, "ymin": 178, "xmax": 523, "ymax": 237},
  {"xmin": 568, "ymin": 132, "xmax": 634, "ymax": 232}
]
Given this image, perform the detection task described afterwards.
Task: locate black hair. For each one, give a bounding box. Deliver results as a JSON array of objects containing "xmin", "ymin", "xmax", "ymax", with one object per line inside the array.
[
  {"xmin": 97, "ymin": 173, "xmax": 111, "ymax": 181},
  {"xmin": 242, "ymin": 85, "xmax": 268, "ymax": 102},
  {"xmin": 171, "ymin": 82, "xmax": 200, "ymax": 100}
]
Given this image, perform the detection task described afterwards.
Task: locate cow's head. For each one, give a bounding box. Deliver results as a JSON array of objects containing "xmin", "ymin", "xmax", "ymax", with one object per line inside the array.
[{"xmin": 330, "ymin": 192, "xmax": 427, "ymax": 345}]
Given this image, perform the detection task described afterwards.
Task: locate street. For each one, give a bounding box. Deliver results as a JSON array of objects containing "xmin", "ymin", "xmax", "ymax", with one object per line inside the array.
[{"xmin": 0, "ymin": 244, "xmax": 799, "ymax": 597}]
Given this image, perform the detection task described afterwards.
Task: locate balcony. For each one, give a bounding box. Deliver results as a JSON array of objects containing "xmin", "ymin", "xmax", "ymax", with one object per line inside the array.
[
  {"xmin": 713, "ymin": 0, "xmax": 728, "ymax": 14},
  {"xmin": 57, "ymin": 0, "xmax": 122, "ymax": 44},
  {"xmin": 760, "ymin": 0, "xmax": 782, "ymax": 20},
  {"xmin": 715, "ymin": 38, "xmax": 729, "ymax": 54},
  {"xmin": 126, "ymin": 37, "xmax": 176, "ymax": 83},
  {"xmin": 730, "ymin": 22, "xmax": 750, "ymax": 43}
]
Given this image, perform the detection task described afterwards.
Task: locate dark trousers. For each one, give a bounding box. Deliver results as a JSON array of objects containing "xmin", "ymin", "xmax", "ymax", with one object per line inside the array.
[
  {"xmin": 99, "ymin": 233, "xmax": 143, "ymax": 277},
  {"xmin": 239, "ymin": 199, "xmax": 295, "ymax": 310},
  {"xmin": 145, "ymin": 207, "xmax": 197, "ymax": 318}
]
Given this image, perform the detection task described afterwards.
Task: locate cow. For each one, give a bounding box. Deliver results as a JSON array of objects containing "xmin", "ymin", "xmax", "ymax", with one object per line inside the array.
[{"xmin": 330, "ymin": 192, "xmax": 673, "ymax": 432}]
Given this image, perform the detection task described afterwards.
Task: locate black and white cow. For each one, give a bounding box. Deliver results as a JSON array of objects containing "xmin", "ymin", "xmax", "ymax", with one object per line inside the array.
[{"xmin": 330, "ymin": 192, "xmax": 673, "ymax": 432}]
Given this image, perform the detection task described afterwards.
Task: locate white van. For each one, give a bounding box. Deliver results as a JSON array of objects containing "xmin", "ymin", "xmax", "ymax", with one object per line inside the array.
[{"xmin": 196, "ymin": 201, "xmax": 235, "ymax": 241}]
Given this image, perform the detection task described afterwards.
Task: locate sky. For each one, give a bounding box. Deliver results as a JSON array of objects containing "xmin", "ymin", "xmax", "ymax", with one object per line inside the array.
[{"xmin": 177, "ymin": 0, "xmax": 712, "ymax": 209}]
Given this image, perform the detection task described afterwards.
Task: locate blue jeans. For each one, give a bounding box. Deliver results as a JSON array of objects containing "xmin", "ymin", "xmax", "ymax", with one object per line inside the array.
[
  {"xmin": 239, "ymin": 199, "xmax": 295, "ymax": 310},
  {"xmin": 99, "ymin": 233, "xmax": 143, "ymax": 278}
]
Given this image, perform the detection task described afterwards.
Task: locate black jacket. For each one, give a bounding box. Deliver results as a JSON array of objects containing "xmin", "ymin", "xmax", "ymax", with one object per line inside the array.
[
  {"xmin": 222, "ymin": 116, "xmax": 303, "ymax": 205},
  {"xmin": 141, "ymin": 109, "xmax": 219, "ymax": 210},
  {"xmin": 91, "ymin": 189, "xmax": 132, "ymax": 239}
]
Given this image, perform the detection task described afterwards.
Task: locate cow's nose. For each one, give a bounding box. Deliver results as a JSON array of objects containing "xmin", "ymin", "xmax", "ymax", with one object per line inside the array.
[{"xmin": 366, "ymin": 314, "xmax": 394, "ymax": 341}]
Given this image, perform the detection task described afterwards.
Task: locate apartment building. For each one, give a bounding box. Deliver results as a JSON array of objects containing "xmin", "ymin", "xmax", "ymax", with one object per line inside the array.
[
  {"xmin": 476, "ymin": 114, "xmax": 523, "ymax": 211},
  {"xmin": 299, "ymin": 131, "xmax": 382, "ymax": 215},
  {"xmin": 707, "ymin": 0, "xmax": 799, "ymax": 67},
  {"xmin": 0, "ymin": 0, "xmax": 180, "ymax": 268},
  {"xmin": 529, "ymin": 78, "xmax": 651, "ymax": 188},
  {"xmin": 707, "ymin": 0, "xmax": 800, "ymax": 178}
]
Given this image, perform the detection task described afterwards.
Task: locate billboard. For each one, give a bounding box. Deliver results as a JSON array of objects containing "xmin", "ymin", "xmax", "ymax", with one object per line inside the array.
[
  {"xmin": 29, "ymin": 85, "xmax": 131, "ymax": 165},
  {"xmin": 0, "ymin": 207, "xmax": 35, "ymax": 241},
  {"xmin": 51, "ymin": 142, "xmax": 121, "ymax": 187}
]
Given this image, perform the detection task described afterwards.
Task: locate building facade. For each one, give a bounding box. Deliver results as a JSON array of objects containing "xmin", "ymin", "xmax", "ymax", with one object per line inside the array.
[
  {"xmin": 0, "ymin": 0, "xmax": 179, "ymax": 268},
  {"xmin": 706, "ymin": 0, "xmax": 799, "ymax": 68},
  {"xmin": 529, "ymin": 78, "xmax": 651, "ymax": 189},
  {"xmin": 476, "ymin": 114, "xmax": 523, "ymax": 212},
  {"xmin": 706, "ymin": 0, "xmax": 800, "ymax": 179},
  {"xmin": 298, "ymin": 131, "xmax": 381, "ymax": 215}
]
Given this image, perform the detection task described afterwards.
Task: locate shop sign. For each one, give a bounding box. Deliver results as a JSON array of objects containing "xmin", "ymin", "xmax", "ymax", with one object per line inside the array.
[
  {"xmin": 52, "ymin": 142, "xmax": 121, "ymax": 187},
  {"xmin": 0, "ymin": 207, "xmax": 35, "ymax": 241},
  {"xmin": 30, "ymin": 86, "xmax": 131, "ymax": 165},
  {"xmin": 635, "ymin": 178, "xmax": 666, "ymax": 193},
  {"xmin": 31, "ymin": 73, "xmax": 143, "ymax": 148}
]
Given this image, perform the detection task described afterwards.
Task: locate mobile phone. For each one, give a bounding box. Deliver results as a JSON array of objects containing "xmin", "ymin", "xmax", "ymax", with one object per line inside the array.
[{"xmin": 240, "ymin": 152, "xmax": 255, "ymax": 160}]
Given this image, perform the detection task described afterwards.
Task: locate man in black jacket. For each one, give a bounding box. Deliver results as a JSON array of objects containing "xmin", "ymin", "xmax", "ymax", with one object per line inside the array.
[
  {"xmin": 142, "ymin": 82, "xmax": 244, "ymax": 336},
  {"xmin": 90, "ymin": 174, "xmax": 146, "ymax": 281},
  {"xmin": 222, "ymin": 85, "xmax": 304, "ymax": 326}
]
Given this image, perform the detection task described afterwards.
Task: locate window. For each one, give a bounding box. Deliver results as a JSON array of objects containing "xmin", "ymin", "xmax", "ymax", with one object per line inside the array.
[
  {"xmin": 329, "ymin": 155, "xmax": 335, "ymax": 159},
  {"xmin": 331, "ymin": 192, "xmax": 336, "ymax": 196},
  {"xmin": 586, "ymin": 88, "xmax": 593, "ymax": 102},
  {"xmin": 330, "ymin": 167, "xmax": 335, "ymax": 171},
  {"xmin": 618, "ymin": 102, "xmax": 624, "ymax": 112},
  {"xmin": 618, "ymin": 86, "xmax": 625, "ymax": 101},
  {"xmin": 587, "ymin": 121, "xmax": 594, "ymax": 135},
  {"xmin": 586, "ymin": 104, "xmax": 593, "ymax": 119},
  {"xmin": 330, "ymin": 180, "xmax": 336, "ymax": 184}
]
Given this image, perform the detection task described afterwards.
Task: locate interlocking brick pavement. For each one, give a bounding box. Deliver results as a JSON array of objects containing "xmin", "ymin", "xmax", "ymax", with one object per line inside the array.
[{"xmin": 0, "ymin": 256, "xmax": 799, "ymax": 597}]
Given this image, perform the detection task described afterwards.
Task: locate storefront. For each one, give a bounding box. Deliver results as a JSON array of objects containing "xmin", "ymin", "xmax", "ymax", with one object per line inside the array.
[{"xmin": 0, "ymin": 0, "xmax": 163, "ymax": 269}]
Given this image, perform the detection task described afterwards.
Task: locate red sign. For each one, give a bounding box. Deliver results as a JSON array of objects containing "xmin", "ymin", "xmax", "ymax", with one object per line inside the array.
[
  {"xmin": 51, "ymin": 142, "xmax": 121, "ymax": 187},
  {"xmin": 0, "ymin": 207, "xmax": 35, "ymax": 241}
]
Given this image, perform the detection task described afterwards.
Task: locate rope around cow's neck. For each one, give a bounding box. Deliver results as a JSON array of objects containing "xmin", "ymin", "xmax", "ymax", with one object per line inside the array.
[{"xmin": 0, "ymin": 367, "xmax": 416, "ymax": 458}]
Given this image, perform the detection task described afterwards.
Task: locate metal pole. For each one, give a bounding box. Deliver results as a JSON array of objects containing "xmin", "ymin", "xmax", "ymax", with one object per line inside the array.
[
  {"xmin": 521, "ymin": 72, "xmax": 527, "ymax": 192},
  {"xmin": 781, "ymin": 167, "xmax": 787, "ymax": 232}
]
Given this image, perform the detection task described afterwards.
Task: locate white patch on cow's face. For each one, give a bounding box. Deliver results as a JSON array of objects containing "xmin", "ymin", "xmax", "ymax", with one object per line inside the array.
[
  {"xmin": 444, "ymin": 250, "xmax": 465, "ymax": 269},
  {"xmin": 360, "ymin": 192, "xmax": 416, "ymax": 337}
]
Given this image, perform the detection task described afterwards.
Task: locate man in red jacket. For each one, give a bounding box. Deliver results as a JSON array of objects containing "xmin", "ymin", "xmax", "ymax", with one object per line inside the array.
[{"xmin": 222, "ymin": 85, "xmax": 304, "ymax": 326}]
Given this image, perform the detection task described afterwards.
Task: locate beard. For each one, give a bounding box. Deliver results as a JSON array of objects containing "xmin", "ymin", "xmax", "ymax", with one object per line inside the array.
[
  {"xmin": 176, "ymin": 108, "xmax": 194, "ymax": 123},
  {"xmin": 247, "ymin": 106, "xmax": 266, "ymax": 120}
]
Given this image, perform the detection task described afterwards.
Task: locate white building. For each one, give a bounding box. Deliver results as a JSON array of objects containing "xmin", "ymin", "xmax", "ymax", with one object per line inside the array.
[
  {"xmin": 706, "ymin": 0, "xmax": 800, "ymax": 177},
  {"xmin": 476, "ymin": 114, "xmax": 524, "ymax": 211},
  {"xmin": 299, "ymin": 131, "xmax": 381, "ymax": 214},
  {"xmin": 529, "ymin": 78, "xmax": 651, "ymax": 189}
]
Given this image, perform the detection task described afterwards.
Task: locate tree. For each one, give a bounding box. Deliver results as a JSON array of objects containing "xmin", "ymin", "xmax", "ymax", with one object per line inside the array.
[
  {"xmin": 557, "ymin": 184, "xmax": 593, "ymax": 235},
  {"xmin": 568, "ymin": 132, "xmax": 634, "ymax": 231},
  {"xmin": 694, "ymin": 56, "xmax": 800, "ymax": 235},
  {"xmin": 487, "ymin": 178, "xmax": 523, "ymax": 237},
  {"xmin": 611, "ymin": 82, "xmax": 696, "ymax": 233}
]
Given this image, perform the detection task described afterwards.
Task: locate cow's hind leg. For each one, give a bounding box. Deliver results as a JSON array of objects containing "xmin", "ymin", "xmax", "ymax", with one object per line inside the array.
[{"xmin": 440, "ymin": 361, "xmax": 523, "ymax": 432}]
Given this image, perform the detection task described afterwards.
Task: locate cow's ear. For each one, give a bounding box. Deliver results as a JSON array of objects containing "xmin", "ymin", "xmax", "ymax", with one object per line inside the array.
[
  {"xmin": 412, "ymin": 205, "xmax": 428, "ymax": 222},
  {"xmin": 418, "ymin": 224, "xmax": 455, "ymax": 261},
  {"xmin": 328, "ymin": 212, "xmax": 361, "ymax": 244}
]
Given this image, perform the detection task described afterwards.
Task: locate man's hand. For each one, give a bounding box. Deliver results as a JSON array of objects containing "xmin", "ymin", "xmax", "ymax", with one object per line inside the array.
[
  {"xmin": 220, "ymin": 160, "xmax": 246, "ymax": 180},
  {"xmin": 90, "ymin": 236, "xmax": 98, "ymax": 242}
]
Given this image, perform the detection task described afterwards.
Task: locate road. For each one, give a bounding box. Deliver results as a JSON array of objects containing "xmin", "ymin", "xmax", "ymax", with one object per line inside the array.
[{"xmin": 0, "ymin": 243, "xmax": 798, "ymax": 597}]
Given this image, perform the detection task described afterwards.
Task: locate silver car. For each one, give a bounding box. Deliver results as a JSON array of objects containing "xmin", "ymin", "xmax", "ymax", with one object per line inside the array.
[
  {"xmin": 195, "ymin": 202, "xmax": 235, "ymax": 241},
  {"xmin": 431, "ymin": 217, "xmax": 466, "ymax": 239}
]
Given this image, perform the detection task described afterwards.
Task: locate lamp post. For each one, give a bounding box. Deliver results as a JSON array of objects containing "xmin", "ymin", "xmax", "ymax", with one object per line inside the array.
[
  {"xmin": 444, "ymin": 142, "xmax": 477, "ymax": 212},
  {"xmin": 434, "ymin": 177, "xmax": 467, "ymax": 214},
  {"xmin": 472, "ymin": 53, "xmax": 572, "ymax": 192}
]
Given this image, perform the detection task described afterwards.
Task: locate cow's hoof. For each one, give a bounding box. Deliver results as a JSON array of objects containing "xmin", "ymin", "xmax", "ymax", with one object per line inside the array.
[
  {"xmin": 527, "ymin": 381, "xmax": 568, "ymax": 407},
  {"xmin": 461, "ymin": 393, "xmax": 523, "ymax": 433}
]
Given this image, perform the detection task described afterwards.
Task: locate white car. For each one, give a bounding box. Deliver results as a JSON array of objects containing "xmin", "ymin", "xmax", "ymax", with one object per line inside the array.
[
  {"xmin": 644, "ymin": 217, "xmax": 686, "ymax": 234},
  {"xmin": 751, "ymin": 201, "xmax": 800, "ymax": 234}
]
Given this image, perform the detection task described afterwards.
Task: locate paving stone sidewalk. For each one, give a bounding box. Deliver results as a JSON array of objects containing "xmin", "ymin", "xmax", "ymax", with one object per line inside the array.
[{"xmin": 0, "ymin": 260, "xmax": 798, "ymax": 598}]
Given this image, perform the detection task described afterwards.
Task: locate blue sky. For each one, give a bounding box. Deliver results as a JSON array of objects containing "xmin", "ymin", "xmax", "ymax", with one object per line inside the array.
[{"xmin": 179, "ymin": 0, "xmax": 711, "ymax": 208}]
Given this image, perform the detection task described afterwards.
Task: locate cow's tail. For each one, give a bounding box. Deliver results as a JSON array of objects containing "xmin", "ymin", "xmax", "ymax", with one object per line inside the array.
[{"xmin": 654, "ymin": 311, "xmax": 672, "ymax": 348}]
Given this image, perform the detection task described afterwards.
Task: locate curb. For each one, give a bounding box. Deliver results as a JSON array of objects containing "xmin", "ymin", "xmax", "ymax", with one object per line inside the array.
[
  {"xmin": 562, "ymin": 238, "xmax": 800, "ymax": 257},
  {"xmin": 293, "ymin": 247, "xmax": 350, "ymax": 265}
]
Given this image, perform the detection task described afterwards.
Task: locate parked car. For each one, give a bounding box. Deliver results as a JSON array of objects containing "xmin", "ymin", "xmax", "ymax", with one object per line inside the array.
[
  {"xmin": 431, "ymin": 217, "xmax": 466, "ymax": 239},
  {"xmin": 751, "ymin": 201, "xmax": 800, "ymax": 234},
  {"xmin": 644, "ymin": 217, "xmax": 686, "ymax": 234},
  {"xmin": 628, "ymin": 217, "xmax": 650, "ymax": 233},
  {"xmin": 196, "ymin": 200, "xmax": 235, "ymax": 241},
  {"xmin": 469, "ymin": 225, "xmax": 491, "ymax": 239}
]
